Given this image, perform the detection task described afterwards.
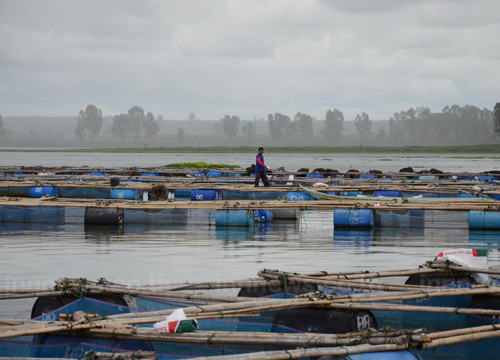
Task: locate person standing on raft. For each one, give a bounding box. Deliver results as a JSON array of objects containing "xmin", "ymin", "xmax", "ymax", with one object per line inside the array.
[{"xmin": 255, "ymin": 147, "xmax": 270, "ymax": 187}]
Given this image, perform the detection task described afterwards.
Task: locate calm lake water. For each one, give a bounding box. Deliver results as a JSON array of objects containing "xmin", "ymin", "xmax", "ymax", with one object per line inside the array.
[
  {"xmin": 1, "ymin": 152, "xmax": 500, "ymax": 318},
  {"xmin": 1, "ymin": 151, "xmax": 500, "ymax": 172}
]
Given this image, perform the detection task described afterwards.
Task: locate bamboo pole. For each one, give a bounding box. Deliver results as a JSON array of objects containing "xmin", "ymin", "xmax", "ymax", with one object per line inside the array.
[
  {"xmin": 423, "ymin": 329, "xmax": 500, "ymax": 349},
  {"xmin": 259, "ymin": 272, "xmax": 469, "ymax": 293},
  {"xmin": 422, "ymin": 324, "xmax": 500, "ymax": 341},
  {"xmin": 427, "ymin": 261, "xmax": 500, "ymax": 277},
  {"xmin": 186, "ymin": 343, "xmax": 409, "ymax": 360},
  {"xmin": 82, "ymin": 328, "xmax": 415, "ymax": 347},
  {"xmin": 53, "ymin": 283, "xmax": 252, "ymax": 302},
  {"xmin": 261, "ymin": 267, "xmax": 449, "ymax": 280}
]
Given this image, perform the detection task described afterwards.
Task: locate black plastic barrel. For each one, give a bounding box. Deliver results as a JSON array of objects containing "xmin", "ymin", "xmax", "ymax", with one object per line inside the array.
[
  {"xmin": 275, "ymin": 307, "xmax": 377, "ymax": 334},
  {"xmin": 405, "ymin": 273, "xmax": 476, "ymax": 287},
  {"xmin": 468, "ymin": 295, "xmax": 500, "ymax": 319},
  {"xmin": 84, "ymin": 207, "xmax": 123, "ymax": 225},
  {"xmin": 110, "ymin": 177, "xmax": 120, "ymax": 187}
]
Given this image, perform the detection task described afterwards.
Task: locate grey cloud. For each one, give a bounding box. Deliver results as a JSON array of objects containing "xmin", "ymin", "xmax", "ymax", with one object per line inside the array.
[{"xmin": 0, "ymin": 0, "xmax": 499, "ymax": 121}]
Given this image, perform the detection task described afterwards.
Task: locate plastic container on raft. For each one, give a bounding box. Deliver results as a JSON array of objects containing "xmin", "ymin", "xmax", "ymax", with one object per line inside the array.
[
  {"xmin": 191, "ymin": 189, "xmax": 219, "ymax": 201},
  {"xmin": 206, "ymin": 170, "xmax": 223, "ymax": 177},
  {"xmin": 215, "ymin": 210, "xmax": 254, "ymax": 226},
  {"xmin": 469, "ymin": 211, "xmax": 500, "ymax": 230},
  {"xmin": 334, "ymin": 209, "xmax": 375, "ymax": 228},
  {"xmin": 339, "ymin": 191, "xmax": 359, "ymax": 196},
  {"xmin": 306, "ymin": 173, "xmax": 324, "ymax": 179},
  {"xmin": 373, "ymin": 190, "xmax": 403, "ymax": 198},
  {"xmin": 478, "ymin": 175, "xmax": 496, "ymax": 181},
  {"xmin": 253, "ymin": 209, "xmax": 273, "ymax": 223},
  {"xmin": 84, "ymin": 208, "xmax": 123, "ymax": 225},
  {"xmin": 174, "ymin": 189, "xmax": 191, "ymax": 198},
  {"xmin": 286, "ymin": 192, "xmax": 313, "ymax": 201},
  {"xmin": 110, "ymin": 189, "xmax": 141, "ymax": 200},
  {"xmin": 29, "ymin": 186, "xmax": 59, "ymax": 198}
]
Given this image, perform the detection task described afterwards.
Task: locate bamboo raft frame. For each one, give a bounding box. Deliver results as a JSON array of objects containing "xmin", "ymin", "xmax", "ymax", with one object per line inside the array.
[
  {"xmin": 3, "ymin": 262, "xmax": 500, "ymax": 359},
  {"xmin": 0, "ymin": 195, "xmax": 499, "ymax": 212}
]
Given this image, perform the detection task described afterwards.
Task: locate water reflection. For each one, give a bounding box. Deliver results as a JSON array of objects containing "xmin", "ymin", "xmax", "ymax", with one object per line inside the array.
[
  {"xmin": 469, "ymin": 230, "xmax": 500, "ymax": 248},
  {"xmin": 215, "ymin": 226, "xmax": 254, "ymax": 242},
  {"xmin": 333, "ymin": 229, "xmax": 374, "ymax": 247},
  {"xmin": 84, "ymin": 224, "xmax": 124, "ymax": 242}
]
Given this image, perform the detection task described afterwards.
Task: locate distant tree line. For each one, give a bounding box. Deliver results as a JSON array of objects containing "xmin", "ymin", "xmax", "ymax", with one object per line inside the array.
[
  {"xmin": 388, "ymin": 105, "xmax": 495, "ymax": 145},
  {"xmin": 75, "ymin": 105, "xmax": 160, "ymax": 142},
  {"xmin": 213, "ymin": 103, "xmax": 500, "ymax": 146},
  {"xmin": 0, "ymin": 114, "xmax": 13, "ymax": 138},
  {"xmin": 69, "ymin": 101, "xmax": 500, "ymax": 144}
]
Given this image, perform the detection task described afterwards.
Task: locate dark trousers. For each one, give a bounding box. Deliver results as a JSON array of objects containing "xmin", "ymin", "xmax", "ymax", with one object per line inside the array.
[{"xmin": 255, "ymin": 171, "xmax": 270, "ymax": 187}]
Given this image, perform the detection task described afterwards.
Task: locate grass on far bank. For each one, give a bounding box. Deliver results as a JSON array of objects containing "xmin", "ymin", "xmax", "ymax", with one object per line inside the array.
[{"xmin": 2, "ymin": 144, "xmax": 500, "ymax": 154}]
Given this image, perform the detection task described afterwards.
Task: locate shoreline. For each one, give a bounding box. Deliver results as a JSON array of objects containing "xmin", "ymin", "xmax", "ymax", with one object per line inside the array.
[{"xmin": 1, "ymin": 144, "xmax": 500, "ymax": 154}]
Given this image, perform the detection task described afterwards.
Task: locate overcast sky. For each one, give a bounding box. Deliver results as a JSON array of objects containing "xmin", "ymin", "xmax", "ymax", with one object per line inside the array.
[{"xmin": 0, "ymin": 0, "xmax": 499, "ymax": 121}]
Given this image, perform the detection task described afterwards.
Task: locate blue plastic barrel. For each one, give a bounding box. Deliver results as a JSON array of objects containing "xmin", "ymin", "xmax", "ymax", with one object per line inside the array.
[
  {"xmin": 141, "ymin": 172, "xmax": 159, "ymax": 176},
  {"xmin": 422, "ymin": 192, "xmax": 441, "ymax": 198},
  {"xmin": 206, "ymin": 170, "xmax": 223, "ymax": 177},
  {"xmin": 334, "ymin": 209, "xmax": 375, "ymax": 228},
  {"xmin": 191, "ymin": 189, "xmax": 219, "ymax": 201},
  {"xmin": 111, "ymin": 189, "xmax": 141, "ymax": 200},
  {"xmin": 174, "ymin": 189, "xmax": 191, "ymax": 198},
  {"xmin": 91, "ymin": 172, "xmax": 106, "ymax": 176},
  {"xmin": 306, "ymin": 173, "xmax": 324, "ymax": 179},
  {"xmin": 188, "ymin": 172, "xmax": 205, "ymax": 177},
  {"xmin": 457, "ymin": 176, "xmax": 475, "ymax": 180},
  {"xmin": 360, "ymin": 174, "xmax": 376, "ymax": 179},
  {"xmin": 339, "ymin": 191, "xmax": 359, "ymax": 196},
  {"xmin": 253, "ymin": 209, "xmax": 274, "ymax": 223},
  {"xmin": 225, "ymin": 173, "xmax": 242, "ymax": 177},
  {"xmin": 215, "ymin": 210, "xmax": 254, "ymax": 226},
  {"xmin": 469, "ymin": 211, "xmax": 500, "ymax": 229},
  {"xmin": 2, "ymin": 206, "xmax": 26, "ymax": 222},
  {"xmin": 458, "ymin": 192, "xmax": 475, "ymax": 198},
  {"xmin": 478, "ymin": 175, "xmax": 496, "ymax": 181},
  {"xmin": 286, "ymin": 191, "xmax": 313, "ymax": 201},
  {"xmin": 373, "ymin": 190, "xmax": 402, "ymax": 197},
  {"xmin": 419, "ymin": 175, "xmax": 437, "ymax": 180},
  {"xmin": 26, "ymin": 206, "xmax": 65, "ymax": 223},
  {"xmin": 220, "ymin": 190, "xmax": 251, "ymax": 200},
  {"xmin": 29, "ymin": 186, "xmax": 59, "ymax": 198},
  {"xmin": 13, "ymin": 171, "xmax": 24, "ymax": 175},
  {"xmin": 489, "ymin": 194, "xmax": 500, "ymax": 201}
]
